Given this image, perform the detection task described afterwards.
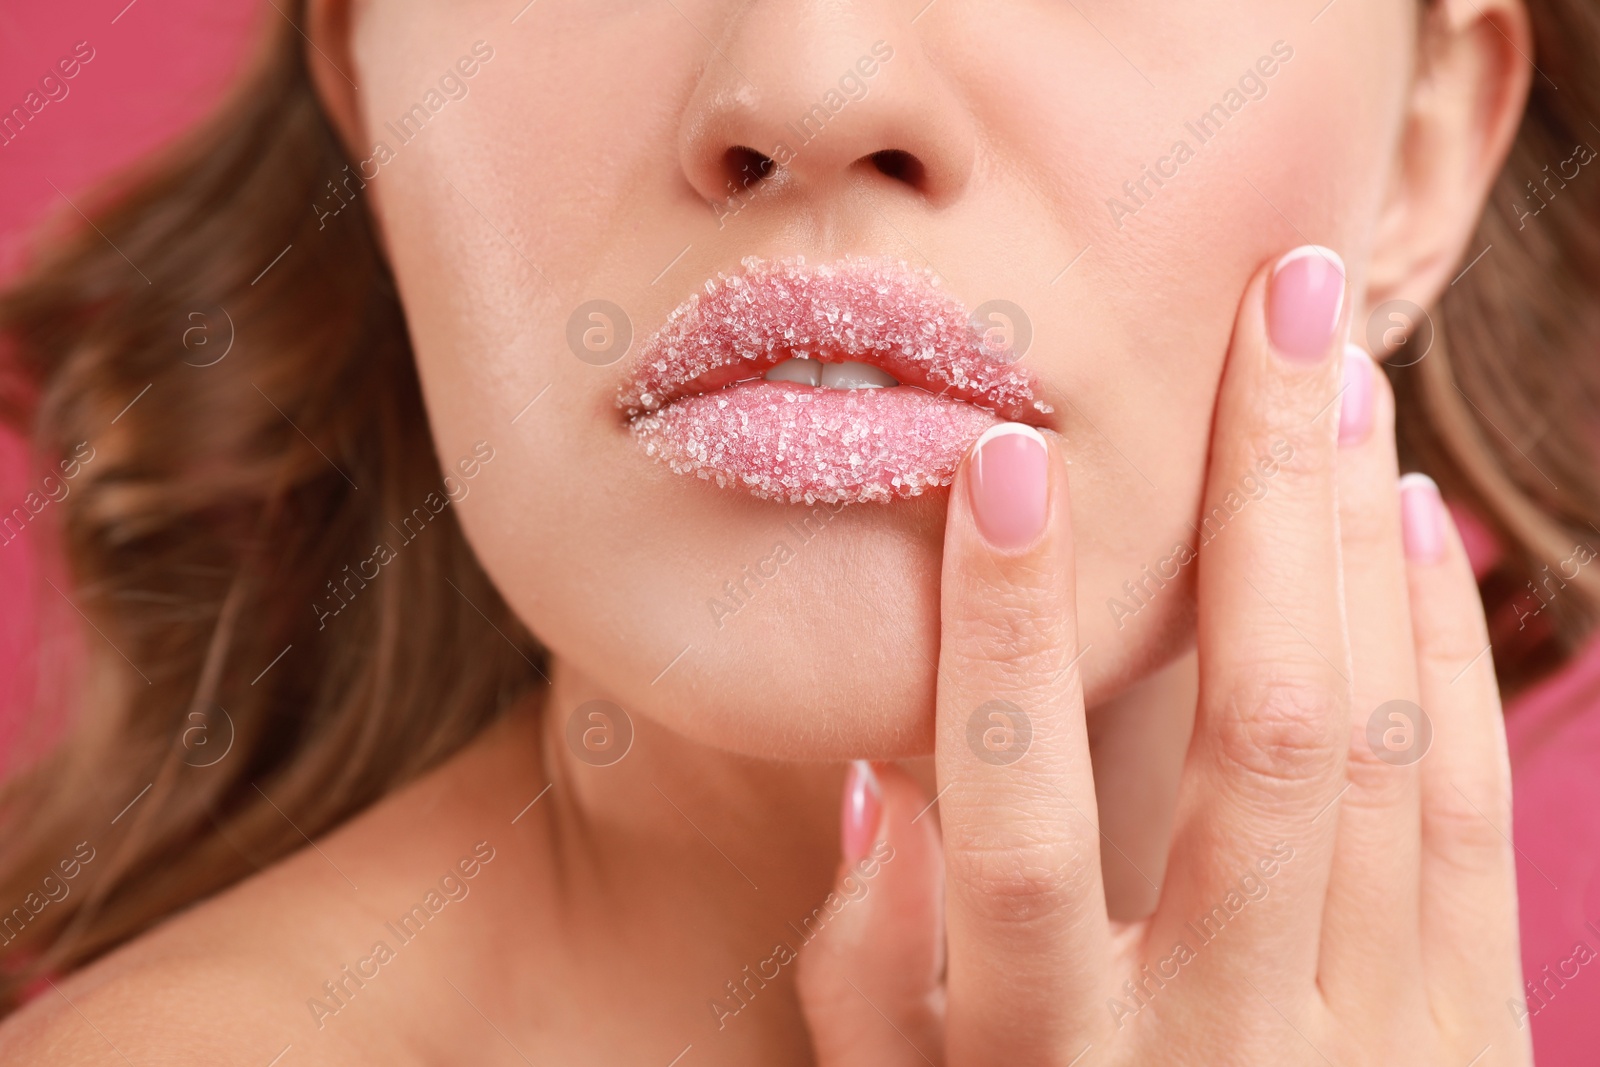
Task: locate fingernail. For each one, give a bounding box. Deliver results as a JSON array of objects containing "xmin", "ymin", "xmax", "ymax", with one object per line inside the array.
[
  {"xmin": 1268, "ymin": 245, "xmax": 1346, "ymax": 361},
  {"xmin": 1400, "ymin": 473, "xmax": 1445, "ymax": 563},
  {"xmin": 841, "ymin": 760, "xmax": 882, "ymax": 866},
  {"xmin": 1337, "ymin": 344, "xmax": 1375, "ymax": 446},
  {"xmin": 968, "ymin": 423, "xmax": 1049, "ymax": 552}
]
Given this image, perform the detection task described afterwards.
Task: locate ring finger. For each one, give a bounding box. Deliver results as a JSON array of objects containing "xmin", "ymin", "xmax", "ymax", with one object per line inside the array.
[{"xmin": 1316, "ymin": 345, "xmax": 1425, "ymax": 1019}]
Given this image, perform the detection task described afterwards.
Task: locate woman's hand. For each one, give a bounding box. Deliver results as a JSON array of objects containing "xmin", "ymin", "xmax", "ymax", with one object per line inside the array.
[{"xmin": 796, "ymin": 246, "xmax": 1530, "ymax": 1065}]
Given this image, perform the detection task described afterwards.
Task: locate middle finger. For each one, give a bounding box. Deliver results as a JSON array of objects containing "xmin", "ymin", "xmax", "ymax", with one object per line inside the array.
[{"xmin": 1153, "ymin": 246, "xmax": 1351, "ymax": 1000}]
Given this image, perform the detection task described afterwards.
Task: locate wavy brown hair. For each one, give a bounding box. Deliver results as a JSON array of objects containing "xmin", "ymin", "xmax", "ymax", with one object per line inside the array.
[
  {"xmin": 0, "ymin": 0, "xmax": 1597, "ymax": 1011},
  {"xmin": 0, "ymin": 4, "xmax": 541, "ymax": 1007},
  {"xmin": 1393, "ymin": 0, "xmax": 1600, "ymax": 694}
]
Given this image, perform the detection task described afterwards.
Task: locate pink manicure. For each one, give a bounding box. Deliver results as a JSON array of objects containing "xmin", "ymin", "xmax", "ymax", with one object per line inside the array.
[
  {"xmin": 1400, "ymin": 473, "xmax": 1445, "ymax": 564},
  {"xmin": 1338, "ymin": 344, "xmax": 1375, "ymax": 446},
  {"xmin": 1268, "ymin": 246, "xmax": 1346, "ymax": 361},
  {"xmin": 968, "ymin": 423, "xmax": 1049, "ymax": 552},
  {"xmin": 841, "ymin": 760, "xmax": 882, "ymax": 866}
]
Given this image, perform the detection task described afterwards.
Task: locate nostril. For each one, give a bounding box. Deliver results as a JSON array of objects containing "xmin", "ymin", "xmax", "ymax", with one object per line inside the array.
[
  {"xmin": 867, "ymin": 149, "xmax": 926, "ymax": 190},
  {"xmin": 722, "ymin": 145, "xmax": 776, "ymax": 194}
]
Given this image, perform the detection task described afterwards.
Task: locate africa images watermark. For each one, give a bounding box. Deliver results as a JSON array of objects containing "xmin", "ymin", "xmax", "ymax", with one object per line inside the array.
[
  {"xmin": 0, "ymin": 442, "xmax": 98, "ymax": 549},
  {"xmin": 0, "ymin": 40, "xmax": 97, "ymax": 149},
  {"xmin": 1106, "ymin": 841, "xmax": 1296, "ymax": 1028},
  {"xmin": 1509, "ymin": 921, "xmax": 1600, "ymax": 1030},
  {"xmin": 706, "ymin": 499, "xmax": 848, "ymax": 628},
  {"xmin": 1511, "ymin": 539, "xmax": 1597, "ymax": 631},
  {"xmin": 1106, "ymin": 40, "xmax": 1295, "ymax": 231},
  {"xmin": 714, "ymin": 40, "xmax": 896, "ymax": 228},
  {"xmin": 1512, "ymin": 140, "xmax": 1596, "ymax": 230},
  {"xmin": 1106, "ymin": 439, "xmax": 1294, "ymax": 630},
  {"xmin": 0, "ymin": 841, "xmax": 97, "ymax": 947},
  {"xmin": 306, "ymin": 840, "xmax": 497, "ymax": 1029},
  {"xmin": 707, "ymin": 839, "xmax": 895, "ymax": 1030},
  {"xmin": 314, "ymin": 41, "xmax": 496, "ymax": 230},
  {"xmin": 314, "ymin": 440, "xmax": 496, "ymax": 630}
]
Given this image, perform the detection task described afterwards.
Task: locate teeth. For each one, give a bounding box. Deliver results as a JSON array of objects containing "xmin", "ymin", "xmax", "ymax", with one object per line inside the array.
[
  {"xmin": 764, "ymin": 357, "xmax": 822, "ymax": 386},
  {"xmin": 763, "ymin": 357, "xmax": 901, "ymax": 389},
  {"xmin": 821, "ymin": 361, "xmax": 898, "ymax": 389}
]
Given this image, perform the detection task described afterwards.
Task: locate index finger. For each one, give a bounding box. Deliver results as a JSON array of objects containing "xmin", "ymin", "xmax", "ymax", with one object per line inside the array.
[{"xmin": 934, "ymin": 422, "xmax": 1109, "ymax": 1064}]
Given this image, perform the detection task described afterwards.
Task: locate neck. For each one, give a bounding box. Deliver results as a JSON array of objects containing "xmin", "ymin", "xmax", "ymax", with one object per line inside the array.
[{"xmin": 531, "ymin": 648, "xmax": 1195, "ymax": 1057}]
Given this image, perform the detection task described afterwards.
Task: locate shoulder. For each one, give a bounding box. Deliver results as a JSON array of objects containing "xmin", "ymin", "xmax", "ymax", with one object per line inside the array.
[{"xmin": 0, "ymin": 706, "xmax": 552, "ymax": 1065}]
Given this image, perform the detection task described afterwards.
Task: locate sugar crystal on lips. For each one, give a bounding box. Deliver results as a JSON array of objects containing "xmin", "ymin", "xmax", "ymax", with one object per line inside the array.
[
  {"xmin": 617, "ymin": 256, "xmax": 1049, "ymax": 421},
  {"xmin": 632, "ymin": 387, "xmax": 997, "ymax": 505},
  {"xmin": 620, "ymin": 256, "xmax": 1050, "ymax": 505}
]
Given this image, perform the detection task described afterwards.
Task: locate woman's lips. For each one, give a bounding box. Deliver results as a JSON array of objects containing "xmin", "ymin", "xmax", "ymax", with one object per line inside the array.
[
  {"xmin": 618, "ymin": 255, "xmax": 1051, "ymax": 505},
  {"xmin": 634, "ymin": 383, "xmax": 1002, "ymax": 504}
]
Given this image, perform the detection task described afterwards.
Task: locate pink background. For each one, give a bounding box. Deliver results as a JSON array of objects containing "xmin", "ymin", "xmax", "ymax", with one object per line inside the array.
[
  {"xmin": 2, "ymin": 2, "xmax": 1598, "ymax": 1061},
  {"xmin": 0, "ymin": 0, "xmax": 264, "ymax": 754}
]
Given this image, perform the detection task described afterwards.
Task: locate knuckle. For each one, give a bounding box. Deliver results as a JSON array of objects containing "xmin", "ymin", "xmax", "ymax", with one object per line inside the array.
[
  {"xmin": 1336, "ymin": 494, "xmax": 1393, "ymax": 552},
  {"xmin": 1235, "ymin": 387, "xmax": 1327, "ymax": 472},
  {"xmin": 1427, "ymin": 790, "xmax": 1513, "ymax": 871},
  {"xmin": 1415, "ymin": 628, "xmax": 1492, "ymax": 685},
  {"xmin": 1342, "ymin": 728, "xmax": 1412, "ymax": 793},
  {"xmin": 1210, "ymin": 677, "xmax": 1345, "ymax": 789},
  {"xmin": 1268, "ymin": 357, "xmax": 1345, "ymax": 437},
  {"xmin": 1199, "ymin": 430, "xmax": 1330, "ymax": 552},
  {"xmin": 946, "ymin": 830, "xmax": 1095, "ymax": 930},
  {"xmin": 1435, "ymin": 814, "xmax": 1509, "ymax": 866},
  {"xmin": 944, "ymin": 585, "xmax": 1074, "ymax": 686}
]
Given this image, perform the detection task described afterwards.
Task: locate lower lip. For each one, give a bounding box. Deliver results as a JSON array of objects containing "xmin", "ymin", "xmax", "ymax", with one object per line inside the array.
[{"xmin": 631, "ymin": 382, "xmax": 998, "ymax": 505}]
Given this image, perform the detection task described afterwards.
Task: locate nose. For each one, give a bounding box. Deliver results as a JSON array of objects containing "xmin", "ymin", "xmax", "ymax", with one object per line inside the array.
[{"xmin": 676, "ymin": 5, "xmax": 976, "ymax": 212}]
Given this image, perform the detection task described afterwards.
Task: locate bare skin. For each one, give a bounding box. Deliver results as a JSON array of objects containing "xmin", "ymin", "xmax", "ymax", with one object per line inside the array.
[
  {"xmin": 0, "ymin": 665, "xmax": 1190, "ymax": 1065},
  {"xmin": 0, "ymin": 0, "xmax": 1537, "ymax": 1062},
  {"xmin": 0, "ymin": 704, "xmax": 842, "ymax": 1065},
  {"xmin": 0, "ymin": 252, "xmax": 1527, "ymax": 1065}
]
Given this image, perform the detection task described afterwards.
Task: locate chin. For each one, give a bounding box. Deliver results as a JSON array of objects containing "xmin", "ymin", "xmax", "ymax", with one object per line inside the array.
[{"xmin": 506, "ymin": 479, "xmax": 1198, "ymax": 763}]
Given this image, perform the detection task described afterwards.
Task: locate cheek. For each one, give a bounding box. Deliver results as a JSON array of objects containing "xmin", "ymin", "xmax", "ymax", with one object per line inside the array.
[
  {"xmin": 356, "ymin": 3, "xmax": 708, "ymax": 460},
  {"xmin": 954, "ymin": 6, "xmax": 1401, "ymax": 674},
  {"xmin": 350, "ymin": 0, "xmax": 1410, "ymax": 756},
  {"xmin": 354, "ymin": 22, "xmax": 771, "ymax": 745}
]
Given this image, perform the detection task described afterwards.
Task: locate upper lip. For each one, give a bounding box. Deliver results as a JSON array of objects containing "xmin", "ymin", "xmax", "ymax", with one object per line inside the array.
[{"xmin": 616, "ymin": 255, "xmax": 1051, "ymax": 422}]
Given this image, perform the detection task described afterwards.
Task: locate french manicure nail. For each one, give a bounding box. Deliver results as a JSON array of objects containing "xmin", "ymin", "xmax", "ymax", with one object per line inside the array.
[
  {"xmin": 1268, "ymin": 245, "xmax": 1346, "ymax": 361},
  {"xmin": 1400, "ymin": 473, "xmax": 1445, "ymax": 564},
  {"xmin": 841, "ymin": 760, "xmax": 882, "ymax": 866},
  {"xmin": 968, "ymin": 423, "xmax": 1049, "ymax": 552},
  {"xmin": 1337, "ymin": 344, "xmax": 1375, "ymax": 446}
]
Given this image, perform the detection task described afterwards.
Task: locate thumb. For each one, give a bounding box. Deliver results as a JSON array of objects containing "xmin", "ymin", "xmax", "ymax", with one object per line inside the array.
[{"xmin": 797, "ymin": 760, "xmax": 946, "ymax": 1067}]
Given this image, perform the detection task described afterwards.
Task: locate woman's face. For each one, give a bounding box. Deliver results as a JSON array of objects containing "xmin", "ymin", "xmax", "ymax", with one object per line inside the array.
[{"xmin": 337, "ymin": 0, "xmax": 1414, "ymax": 758}]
